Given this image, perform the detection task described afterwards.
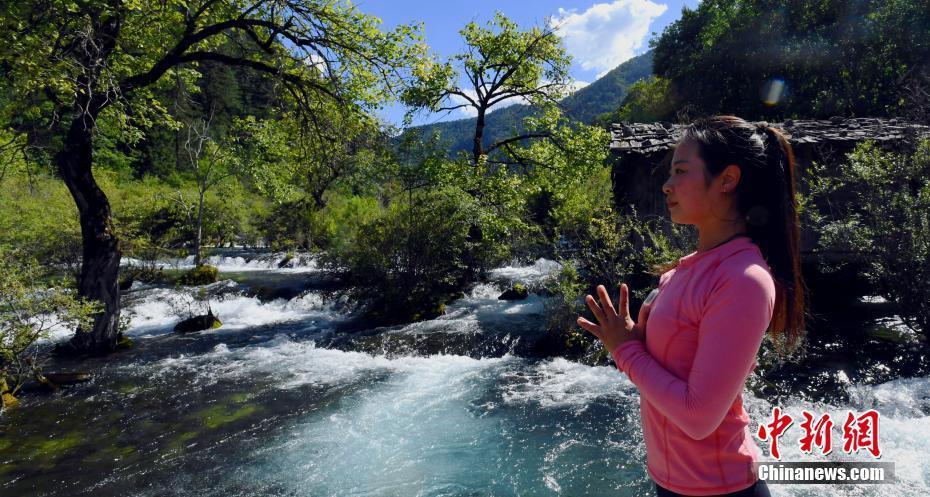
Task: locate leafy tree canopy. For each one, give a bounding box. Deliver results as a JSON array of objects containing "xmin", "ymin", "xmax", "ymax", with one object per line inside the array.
[
  {"xmin": 402, "ymin": 11, "xmax": 572, "ymax": 166},
  {"xmin": 651, "ymin": 0, "xmax": 930, "ymax": 120}
]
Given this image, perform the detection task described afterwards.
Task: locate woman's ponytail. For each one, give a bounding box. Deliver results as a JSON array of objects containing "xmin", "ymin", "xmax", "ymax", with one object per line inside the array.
[{"xmin": 755, "ymin": 124, "xmax": 806, "ymax": 353}]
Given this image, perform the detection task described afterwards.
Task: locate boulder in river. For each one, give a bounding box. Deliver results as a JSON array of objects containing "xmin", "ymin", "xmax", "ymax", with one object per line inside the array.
[
  {"xmin": 498, "ymin": 283, "xmax": 529, "ymax": 301},
  {"xmin": 178, "ymin": 264, "xmax": 219, "ymax": 286},
  {"xmin": 174, "ymin": 309, "xmax": 222, "ymax": 333},
  {"xmin": 38, "ymin": 372, "xmax": 93, "ymax": 392},
  {"xmin": 1, "ymin": 378, "xmax": 17, "ymax": 408}
]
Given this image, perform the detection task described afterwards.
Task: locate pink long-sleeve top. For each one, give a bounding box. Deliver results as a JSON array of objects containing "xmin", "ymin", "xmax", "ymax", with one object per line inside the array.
[{"xmin": 611, "ymin": 235, "xmax": 776, "ymax": 496}]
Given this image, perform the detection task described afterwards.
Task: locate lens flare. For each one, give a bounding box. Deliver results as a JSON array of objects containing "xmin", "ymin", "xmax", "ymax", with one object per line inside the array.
[{"xmin": 761, "ymin": 78, "xmax": 787, "ymax": 106}]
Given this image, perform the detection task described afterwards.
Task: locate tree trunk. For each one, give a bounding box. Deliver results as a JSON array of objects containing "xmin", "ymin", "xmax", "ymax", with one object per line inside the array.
[
  {"xmin": 473, "ymin": 109, "xmax": 487, "ymax": 166},
  {"xmin": 57, "ymin": 115, "xmax": 122, "ymax": 355},
  {"xmin": 195, "ymin": 189, "xmax": 205, "ymax": 266}
]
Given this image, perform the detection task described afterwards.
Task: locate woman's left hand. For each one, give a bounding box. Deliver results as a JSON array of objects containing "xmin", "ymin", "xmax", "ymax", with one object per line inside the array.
[{"xmin": 577, "ymin": 283, "xmax": 648, "ymax": 353}]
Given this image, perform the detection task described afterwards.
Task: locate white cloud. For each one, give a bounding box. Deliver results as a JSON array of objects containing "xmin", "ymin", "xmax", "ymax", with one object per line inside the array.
[
  {"xmin": 302, "ymin": 52, "xmax": 326, "ymax": 73},
  {"xmin": 447, "ymin": 90, "xmax": 479, "ymax": 117},
  {"xmin": 553, "ymin": 0, "xmax": 667, "ymax": 78},
  {"xmin": 446, "ymin": 85, "xmax": 531, "ymax": 117},
  {"xmin": 445, "ymin": 80, "xmax": 588, "ymax": 118},
  {"xmin": 569, "ymin": 80, "xmax": 590, "ymax": 93}
]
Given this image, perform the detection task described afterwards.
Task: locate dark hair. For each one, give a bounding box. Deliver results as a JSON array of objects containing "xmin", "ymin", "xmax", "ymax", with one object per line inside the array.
[{"xmin": 671, "ymin": 115, "xmax": 808, "ymax": 354}]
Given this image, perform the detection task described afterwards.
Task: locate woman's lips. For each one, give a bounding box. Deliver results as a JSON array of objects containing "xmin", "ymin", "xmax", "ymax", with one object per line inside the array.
[{"xmin": 667, "ymin": 201, "xmax": 678, "ymax": 208}]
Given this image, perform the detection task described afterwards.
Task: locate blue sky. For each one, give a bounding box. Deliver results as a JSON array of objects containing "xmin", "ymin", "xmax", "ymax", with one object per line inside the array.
[{"xmin": 353, "ymin": 0, "xmax": 701, "ymax": 127}]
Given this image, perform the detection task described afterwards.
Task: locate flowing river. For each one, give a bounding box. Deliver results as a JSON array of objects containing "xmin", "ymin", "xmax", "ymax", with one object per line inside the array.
[{"xmin": 1, "ymin": 251, "xmax": 929, "ymax": 496}]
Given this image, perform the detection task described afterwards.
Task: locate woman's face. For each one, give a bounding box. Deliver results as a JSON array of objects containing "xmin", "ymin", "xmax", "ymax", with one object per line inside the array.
[{"xmin": 662, "ymin": 139, "xmax": 716, "ymax": 226}]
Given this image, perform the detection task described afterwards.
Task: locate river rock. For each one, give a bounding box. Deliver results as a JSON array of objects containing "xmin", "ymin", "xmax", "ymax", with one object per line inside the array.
[
  {"xmin": 498, "ymin": 284, "xmax": 529, "ymax": 300},
  {"xmin": 174, "ymin": 310, "xmax": 222, "ymax": 333},
  {"xmin": 1, "ymin": 378, "xmax": 17, "ymax": 408},
  {"xmin": 178, "ymin": 264, "xmax": 219, "ymax": 286},
  {"xmin": 43, "ymin": 372, "xmax": 92, "ymax": 385}
]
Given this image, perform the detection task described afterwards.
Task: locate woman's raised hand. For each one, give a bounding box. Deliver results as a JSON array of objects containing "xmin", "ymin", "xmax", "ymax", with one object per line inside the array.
[{"xmin": 576, "ymin": 283, "xmax": 650, "ymax": 354}]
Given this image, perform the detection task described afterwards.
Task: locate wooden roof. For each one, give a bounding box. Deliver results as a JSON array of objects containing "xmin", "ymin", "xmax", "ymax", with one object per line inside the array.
[{"xmin": 609, "ymin": 117, "xmax": 930, "ymax": 155}]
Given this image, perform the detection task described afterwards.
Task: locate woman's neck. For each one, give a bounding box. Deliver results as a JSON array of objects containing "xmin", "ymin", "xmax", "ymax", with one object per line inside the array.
[{"xmin": 696, "ymin": 222, "xmax": 749, "ymax": 253}]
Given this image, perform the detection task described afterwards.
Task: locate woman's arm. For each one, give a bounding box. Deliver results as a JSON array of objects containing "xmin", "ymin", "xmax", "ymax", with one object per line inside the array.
[{"xmin": 611, "ymin": 264, "xmax": 775, "ymax": 440}]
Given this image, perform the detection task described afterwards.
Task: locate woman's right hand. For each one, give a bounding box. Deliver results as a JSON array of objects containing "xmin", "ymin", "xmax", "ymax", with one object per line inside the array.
[{"xmin": 577, "ymin": 283, "xmax": 653, "ymax": 352}]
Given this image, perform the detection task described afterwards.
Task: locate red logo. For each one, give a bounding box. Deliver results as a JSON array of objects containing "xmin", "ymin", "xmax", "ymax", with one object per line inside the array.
[
  {"xmin": 842, "ymin": 409, "xmax": 882, "ymax": 458},
  {"xmin": 756, "ymin": 408, "xmax": 882, "ymax": 459},
  {"xmin": 757, "ymin": 407, "xmax": 794, "ymax": 460},
  {"xmin": 799, "ymin": 410, "xmax": 834, "ymax": 456}
]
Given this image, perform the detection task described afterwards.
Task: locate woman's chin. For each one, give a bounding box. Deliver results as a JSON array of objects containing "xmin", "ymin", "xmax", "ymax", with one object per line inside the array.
[{"xmin": 667, "ymin": 214, "xmax": 694, "ymax": 226}]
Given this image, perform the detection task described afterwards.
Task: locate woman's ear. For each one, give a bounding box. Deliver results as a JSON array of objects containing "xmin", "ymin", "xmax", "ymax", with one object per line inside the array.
[{"xmin": 720, "ymin": 164, "xmax": 741, "ymax": 193}]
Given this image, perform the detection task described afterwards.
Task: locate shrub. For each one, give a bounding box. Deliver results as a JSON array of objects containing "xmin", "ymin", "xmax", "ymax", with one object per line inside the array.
[
  {"xmin": 0, "ymin": 175, "xmax": 82, "ymax": 276},
  {"xmin": 549, "ymin": 165, "xmax": 615, "ymax": 246},
  {"xmin": 177, "ymin": 264, "xmax": 219, "ymax": 286},
  {"xmin": 0, "ymin": 246, "xmax": 98, "ymax": 408},
  {"xmin": 322, "ymin": 186, "xmax": 509, "ymax": 325},
  {"xmin": 570, "ymin": 208, "xmax": 691, "ymax": 301},
  {"xmin": 540, "ymin": 262, "xmax": 590, "ymax": 352},
  {"xmin": 803, "ymin": 139, "xmax": 930, "ymax": 337}
]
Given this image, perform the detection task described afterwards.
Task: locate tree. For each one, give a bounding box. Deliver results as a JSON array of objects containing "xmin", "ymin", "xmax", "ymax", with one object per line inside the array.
[
  {"xmin": 651, "ymin": 0, "xmax": 930, "ymax": 120},
  {"xmin": 235, "ymin": 105, "xmax": 389, "ymax": 210},
  {"xmin": 0, "ymin": 0, "xmax": 430, "ymax": 354},
  {"xmin": 403, "ymin": 12, "xmax": 572, "ymax": 167},
  {"xmin": 599, "ymin": 75, "xmax": 674, "ymax": 125},
  {"xmin": 804, "ymin": 139, "xmax": 930, "ymax": 339},
  {"xmin": 182, "ymin": 107, "xmax": 238, "ymax": 266}
]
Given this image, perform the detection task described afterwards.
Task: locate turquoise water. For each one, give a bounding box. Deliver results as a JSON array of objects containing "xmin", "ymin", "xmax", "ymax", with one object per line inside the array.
[{"xmin": 2, "ymin": 255, "xmax": 928, "ymax": 496}]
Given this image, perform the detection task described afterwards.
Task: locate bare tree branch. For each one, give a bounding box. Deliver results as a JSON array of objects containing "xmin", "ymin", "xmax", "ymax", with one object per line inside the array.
[{"xmin": 485, "ymin": 132, "xmax": 551, "ymax": 155}]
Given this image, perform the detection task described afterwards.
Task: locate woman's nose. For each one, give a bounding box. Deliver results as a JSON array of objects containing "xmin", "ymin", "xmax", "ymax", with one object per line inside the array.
[{"xmin": 662, "ymin": 178, "xmax": 672, "ymax": 194}]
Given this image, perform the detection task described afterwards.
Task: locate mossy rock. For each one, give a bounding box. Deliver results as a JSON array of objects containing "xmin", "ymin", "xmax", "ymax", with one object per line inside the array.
[
  {"xmin": 868, "ymin": 320, "xmax": 919, "ymax": 344},
  {"xmin": 174, "ymin": 310, "xmax": 222, "ymax": 333},
  {"xmin": 1, "ymin": 378, "xmax": 17, "ymax": 409},
  {"xmin": 43, "ymin": 372, "xmax": 92, "ymax": 385},
  {"xmin": 116, "ymin": 333, "xmax": 133, "ymax": 350},
  {"xmin": 411, "ymin": 302, "xmax": 446, "ymax": 322},
  {"xmin": 365, "ymin": 293, "xmax": 451, "ymax": 326},
  {"xmin": 278, "ymin": 252, "xmax": 295, "ymax": 268},
  {"xmin": 178, "ymin": 264, "xmax": 218, "ymax": 286},
  {"xmin": 498, "ymin": 283, "xmax": 529, "ymax": 301}
]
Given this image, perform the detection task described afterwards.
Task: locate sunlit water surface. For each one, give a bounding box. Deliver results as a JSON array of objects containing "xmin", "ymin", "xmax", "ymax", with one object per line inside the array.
[{"xmin": 2, "ymin": 254, "xmax": 928, "ymax": 496}]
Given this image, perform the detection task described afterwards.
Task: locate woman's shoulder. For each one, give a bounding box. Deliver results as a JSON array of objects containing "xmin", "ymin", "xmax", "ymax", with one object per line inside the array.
[
  {"xmin": 658, "ymin": 268, "xmax": 676, "ymax": 287},
  {"xmin": 712, "ymin": 246, "xmax": 776, "ymax": 297}
]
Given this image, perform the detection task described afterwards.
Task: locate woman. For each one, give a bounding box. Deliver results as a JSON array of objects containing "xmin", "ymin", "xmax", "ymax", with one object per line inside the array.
[{"xmin": 577, "ymin": 116, "xmax": 807, "ymax": 496}]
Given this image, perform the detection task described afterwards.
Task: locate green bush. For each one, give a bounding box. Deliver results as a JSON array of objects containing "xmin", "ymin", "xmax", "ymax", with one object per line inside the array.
[
  {"xmin": 0, "ymin": 175, "xmax": 82, "ymax": 275},
  {"xmin": 312, "ymin": 193, "xmax": 386, "ymax": 252},
  {"xmin": 540, "ymin": 262, "xmax": 589, "ymax": 351},
  {"xmin": 177, "ymin": 264, "xmax": 219, "ymax": 286},
  {"xmin": 570, "ymin": 208, "xmax": 690, "ymax": 301},
  {"xmin": 99, "ymin": 170, "xmax": 268, "ymax": 256},
  {"xmin": 257, "ymin": 193, "xmax": 388, "ymax": 252},
  {"xmin": 322, "ymin": 186, "xmax": 509, "ymax": 325},
  {"xmin": 0, "ymin": 246, "xmax": 98, "ymax": 407},
  {"xmin": 803, "ymin": 139, "xmax": 930, "ymax": 337},
  {"xmin": 549, "ymin": 165, "xmax": 615, "ymax": 244},
  {"xmin": 258, "ymin": 198, "xmax": 316, "ymax": 250}
]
